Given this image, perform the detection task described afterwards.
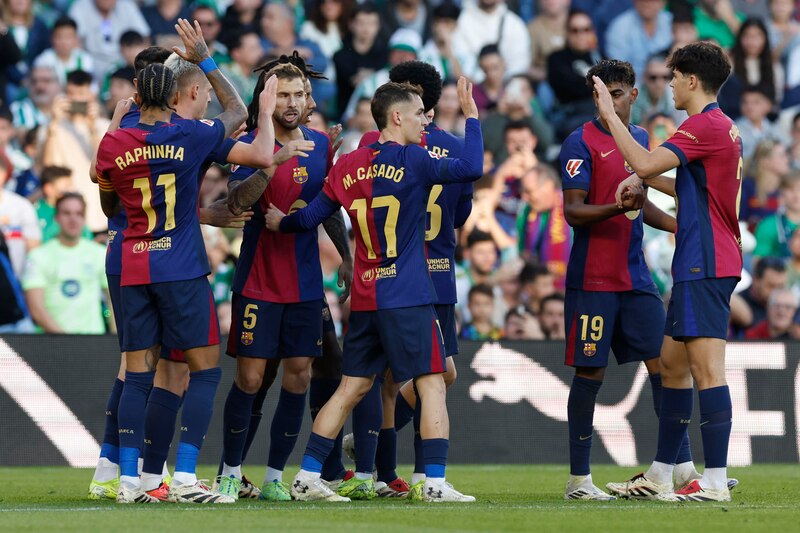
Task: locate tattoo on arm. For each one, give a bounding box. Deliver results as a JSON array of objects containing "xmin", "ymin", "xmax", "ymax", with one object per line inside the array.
[
  {"xmin": 208, "ymin": 69, "xmax": 247, "ymax": 137},
  {"xmin": 226, "ymin": 169, "xmax": 273, "ymax": 215},
  {"xmin": 323, "ymin": 209, "xmax": 351, "ymax": 261}
]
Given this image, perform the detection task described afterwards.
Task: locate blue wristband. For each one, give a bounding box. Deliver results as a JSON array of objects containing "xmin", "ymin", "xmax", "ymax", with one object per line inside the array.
[{"xmin": 198, "ymin": 57, "xmax": 217, "ymax": 74}]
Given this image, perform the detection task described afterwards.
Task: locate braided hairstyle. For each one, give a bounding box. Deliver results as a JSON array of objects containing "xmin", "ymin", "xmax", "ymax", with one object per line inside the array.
[
  {"xmin": 245, "ymin": 50, "xmax": 325, "ymax": 132},
  {"xmin": 137, "ymin": 63, "xmax": 176, "ymax": 112}
]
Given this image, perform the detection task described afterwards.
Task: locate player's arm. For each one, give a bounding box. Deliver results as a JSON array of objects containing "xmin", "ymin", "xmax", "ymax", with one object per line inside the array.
[
  {"xmin": 173, "ymin": 18, "xmax": 247, "ymax": 137},
  {"xmin": 563, "ymin": 188, "xmax": 643, "ymax": 227},
  {"xmin": 25, "ymin": 288, "xmax": 64, "ymax": 333},
  {"xmin": 322, "ymin": 209, "xmax": 353, "ymax": 303},
  {"xmin": 643, "ymin": 198, "xmax": 677, "ymax": 233},
  {"xmin": 225, "ymin": 77, "xmax": 277, "ymax": 169},
  {"xmin": 198, "ymin": 199, "xmax": 253, "ymax": 228},
  {"xmin": 593, "ymin": 76, "xmax": 681, "ymax": 179},
  {"xmin": 267, "ymin": 191, "xmax": 340, "ymax": 233}
]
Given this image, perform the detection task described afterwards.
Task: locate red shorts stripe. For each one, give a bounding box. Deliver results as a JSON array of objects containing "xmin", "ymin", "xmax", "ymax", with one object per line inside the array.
[{"xmin": 430, "ymin": 318, "xmax": 445, "ymax": 374}]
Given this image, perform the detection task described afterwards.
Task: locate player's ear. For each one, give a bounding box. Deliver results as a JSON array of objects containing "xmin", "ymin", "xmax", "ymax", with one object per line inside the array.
[
  {"xmin": 392, "ymin": 109, "xmax": 401, "ymax": 127},
  {"xmin": 192, "ymin": 84, "xmax": 200, "ymax": 100},
  {"xmin": 630, "ymin": 86, "xmax": 639, "ymax": 104},
  {"xmin": 133, "ymin": 93, "xmax": 142, "ymax": 106}
]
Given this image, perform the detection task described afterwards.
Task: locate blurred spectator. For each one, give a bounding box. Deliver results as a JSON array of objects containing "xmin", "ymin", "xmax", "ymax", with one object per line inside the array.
[
  {"xmin": 517, "ymin": 165, "xmax": 571, "ymax": 290},
  {"xmin": 102, "ymin": 30, "xmax": 148, "ymax": 95},
  {"xmin": 0, "ymin": 149, "xmax": 40, "ymax": 278},
  {"xmin": 547, "ymin": 9, "xmax": 600, "ymax": 140},
  {"xmin": 41, "ymin": 69, "xmax": 109, "ymax": 234},
  {"xmin": 22, "ymin": 192, "xmax": 107, "ymax": 333},
  {"xmin": 452, "ymin": 0, "xmax": 531, "ymax": 81},
  {"xmin": 527, "ymin": 0, "xmax": 569, "ymax": 82},
  {"xmin": 340, "ymin": 97, "xmax": 375, "ymax": 154},
  {"xmin": 300, "ymin": 0, "xmax": 354, "ymax": 81},
  {"xmin": 790, "ymin": 111, "xmax": 800, "ymax": 169},
  {"xmin": 455, "ymin": 229, "xmax": 498, "ymax": 320},
  {"xmin": 631, "ymin": 55, "xmax": 687, "ymax": 126},
  {"xmin": 141, "ymin": 0, "xmax": 190, "ymax": 41},
  {"xmin": 10, "ymin": 65, "xmax": 61, "ymax": 131},
  {"xmin": 490, "ymin": 120, "xmax": 538, "ymax": 225},
  {"xmin": 731, "ymin": 0, "xmax": 770, "ymax": 19},
  {"xmin": 665, "ymin": 4, "xmax": 699, "ymax": 55},
  {"xmin": 693, "ymin": 0, "xmax": 746, "ymax": 49},
  {"xmin": 503, "ymin": 304, "xmax": 544, "ymax": 340},
  {"xmin": 460, "ymin": 283, "xmax": 503, "ymax": 340},
  {"xmin": 644, "ymin": 111, "xmax": 678, "ymax": 148},
  {"xmin": 32, "ymin": 16, "xmax": 93, "ymax": 87},
  {"xmin": 333, "ymin": 1, "xmax": 386, "ymax": 117},
  {"xmin": 766, "ymin": 0, "xmax": 800, "ymax": 62},
  {"xmin": 736, "ymin": 86, "xmax": 785, "ymax": 160},
  {"xmin": 519, "ymin": 260, "xmax": 556, "ymax": 314},
  {"xmin": 199, "ymin": 164, "xmax": 230, "ymax": 208},
  {"xmin": 744, "ymin": 286, "xmax": 797, "ymax": 339},
  {"xmin": 380, "ymin": 0, "xmax": 432, "ymax": 43},
  {"xmin": 753, "ymin": 171, "xmax": 800, "ymax": 260},
  {"xmin": 605, "ymin": 0, "xmax": 672, "ymax": 77},
  {"xmin": 341, "ymin": 28, "xmax": 420, "ymax": 121},
  {"xmin": 220, "ymin": 0, "xmax": 263, "ymax": 46},
  {"xmin": 105, "ymin": 66, "xmax": 135, "ymax": 115},
  {"xmin": 418, "ymin": 1, "xmax": 473, "ymax": 81},
  {"xmin": 570, "ymin": 0, "xmax": 632, "ymax": 51},
  {"xmin": 490, "ymin": 257, "xmax": 523, "ymax": 328},
  {"xmin": 719, "ymin": 18, "xmax": 783, "ymax": 119},
  {"xmin": 732, "ymin": 256, "xmax": 787, "ymax": 334},
  {"xmin": 191, "ymin": 4, "xmax": 230, "ymax": 65},
  {"xmin": 0, "ymin": 229, "xmax": 31, "ymax": 332},
  {"xmin": 0, "ymin": 107, "xmax": 31, "ymax": 181},
  {"xmin": 34, "ymin": 165, "xmax": 91, "ymax": 242},
  {"xmin": 786, "ymin": 226, "xmax": 800, "ymax": 287},
  {"xmin": 0, "ymin": 16, "xmax": 22, "ymax": 108},
  {"xmin": 538, "ymin": 292, "xmax": 565, "ymax": 340},
  {"xmin": 740, "ymin": 138, "xmax": 789, "ymax": 231},
  {"xmin": 2, "ymin": 0, "xmax": 50, "ymax": 71},
  {"xmin": 220, "ymin": 30, "xmax": 263, "ymax": 106},
  {"xmin": 6, "ymin": 126, "xmax": 39, "ymax": 198},
  {"xmin": 433, "ymin": 79, "xmax": 465, "ymax": 135},
  {"xmin": 68, "ymin": 0, "xmax": 150, "ymax": 82},
  {"xmin": 473, "ymin": 45, "xmax": 505, "ymax": 116}
]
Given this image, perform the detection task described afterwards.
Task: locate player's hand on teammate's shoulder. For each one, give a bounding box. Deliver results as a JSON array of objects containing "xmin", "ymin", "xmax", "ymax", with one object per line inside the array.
[
  {"xmin": 337, "ymin": 258, "xmax": 353, "ymax": 304},
  {"xmin": 273, "ymin": 139, "xmax": 315, "ymax": 166},
  {"xmin": 456, "ymin": 76, "xmax": 479, "ymax": 120},
  {"xmin": 591, "ymin": 76, "xmax": 615, "ymax": 122},
  {"xmin": 173, "ymin": 18, "xmax": 210, "ymax": 64},
  {"xmin": 264, "ymin": 203, "xmax": 286, "ymax": 231},
  {"xmin": 615, "ymin": 174, "xmax": 644, "ymax": 209},
  {"xmin": 327, "ymin": 123, "xmax": 344, "ymax": 154},
  {"xmin": 201, "ymin": 199, "xmax": 253, "ymax": 228},
  {"xmin": 259, "ymin": 75, "xmax": 278, "ymax": 118}
]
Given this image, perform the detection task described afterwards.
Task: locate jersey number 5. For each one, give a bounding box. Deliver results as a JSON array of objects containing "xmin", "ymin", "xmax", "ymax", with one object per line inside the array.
[
  {"xmin": 133, "ymin": 173, "xmax": 177, "ymax": 234},
  {"xmin": 349, "ymin": 195, "xmax": 400, "ymax": 259}
]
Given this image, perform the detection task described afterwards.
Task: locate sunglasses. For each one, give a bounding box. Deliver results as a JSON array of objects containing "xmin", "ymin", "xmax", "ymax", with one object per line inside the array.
[
  {"xmin": 647, "ymin": 74, "xmax": 672, "ymax": 81},
  {"xmin": 568, "ymin": 26, "xmax": 593, "ymax": 34}
]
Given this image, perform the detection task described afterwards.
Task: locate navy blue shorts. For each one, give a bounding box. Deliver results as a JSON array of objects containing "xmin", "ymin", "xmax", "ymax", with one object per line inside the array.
[
  {"xmin": 343, "ymin": 305, "xmax": 446, "ymax": 382},
  {"xmin": 435, "ymin": 304, "xmax": 459, "ymax": 357},
  {"xmin": 322, "ymin": 300, "xmax": 336, "ymax": 335},
  {"xmin": 565, "ymin": 287, "xmax": 665, "ymax": 368},
  {"xmin": 107, "ymin": 274, "xmax": 124, "ymax": 352},
  {"xmin": 664, "ymin": 278, "xmax": 738, "ymax": 340},
  {"xmin": 120, "ymin": 277, "xmax": 220, "ymax": 352},
  {"xmin": 227, "ymin": 294, "xmax": 323, "ymax": 359}
]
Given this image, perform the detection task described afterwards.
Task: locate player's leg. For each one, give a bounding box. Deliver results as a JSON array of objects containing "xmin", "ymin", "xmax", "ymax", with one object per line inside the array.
[{"xmin": 373, "ymin": 371, "xmax": 409, "ymax": 496}]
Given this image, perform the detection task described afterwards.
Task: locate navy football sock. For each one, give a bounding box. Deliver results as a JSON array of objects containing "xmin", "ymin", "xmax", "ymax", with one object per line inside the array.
[
  {"xmin": 698, "ymin": 386, "xmax": 732, "ymax": 469},
  {"xmin": 394, "ymin": 391, "xmax": 415, "ymax": 432},
  {"xmin": 239, "ymin": 381, "xmax": 268, "ymax": 465},
  {"xmin": 654, "ymin": 387, "xmax": 693, "ymax": 465},
  {"xmin": 267, "ymin": 388, "xmax": 307, "ymax": 471},
  {"xmin": 650, "ymin": 374, "xmax": 693, "ymax": 464},
  {"xmin": 568, "ymin": 376, "xmax": 602, "ymax": 476},
  {"xmin": 222, "ymin": 383, "xmax": 256, "ymax": 468},
  {"xmin": 309, "ymin": 377, "xmax": 346, "ymax": 480},
  {"xmin": 175, "ymin": 367, "xmax": 221, "ymax": 476},
  {"xmin": 301, "ymin": 432, "xmax": 335, "ymax": 474},
  {"xmin": 421, "ymin": 438, "xmax": 449, "ymax": 479},
  {"xmin": 100, "ymin": 378, "xmax": 124, "ymax": 463},
  {"xmin": 142, "ymin": 387, "xmax": 181, "ymax": 475},
  {"xmin": 117, "ymin": 371, "xmax": 154, "ymax": 478},
  {"xmin": 375, "ymin": 428, "xmax": 398, "ymax": 483},
  {"xmin": 352, "ymin": 378, "xmax": 382, "ymax": 474}
]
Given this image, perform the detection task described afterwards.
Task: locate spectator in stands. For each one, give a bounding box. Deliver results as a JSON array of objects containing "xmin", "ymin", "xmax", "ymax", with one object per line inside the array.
[
  {"xmin": 790, "ymin": 112, "xmax": 800, "ymax": 170},
  {"xmin": 0, "ymin": 15, "xmax": 22, "ymax": 109},
  {"xmin": 0, "ymin": 229, "xmax": 31, "ymax": 333},
  {"xmin": 10, "ymin": 65, "xmax": 60, "ymax": 131},
  {"xmin": 333, "ymin": 2, "xmax": 386, "ymax": 118},
  {"xmin": 141, "ymin": 0, "xmax": 190, "ymax": 42},
  {"xmin": 191, "ymin": 4, "xmax": 230, "ymax": 65},
  {"xmin": 745, "ymin": 287, "xmax": 797, "ymax": 339},
  {"xmin": 570, "ymin": 0, "xmax": 632, "ymax": 51},
  {"xmin": 34, "ymin": 165, "xmax": 91, "ymax": 242},
  {"xmin": 340, "ymin": 97, "xmax": 374, "ymax": 154},
  {"xmin": 547, "ymin": 9, "xmax": 601, "ymax": 140},
  {"xmin": 490, "ymin": 120, "xmax": 538, "ymax": 227},
  {"xmin": 0, "ymin": 107, "xmax": 31, "ymax": 184},
  {"xmin": 1, "ymin": 0, "xmax": 50, "ymax": 70},
  {"xmin": 538, "ymin": 292, "xmax": 566, "ymax": 340},
  {"xmin": 105, "ymin": 66, "xmax": 135, "ymax": 116},
  {"xmin": 219, "ymin": 0, "xmax": 263, "ymax": 46},
  {"xmin": 68, "ymin": 0, "xmax": 150, "ymax": 82},
  {"xmin": 766, "ymin": 0, "xmax": 800, "ymax": 62},
  {"xmin": 605, "ymin": 0, "xmax": 672, "ymax": 77},
  {"xmin": 456, "ymin": 229, "xmax": 498, "ymax": 320},
  {"xmin": 380, "ymin": 0, "xmax": 432, "ymax": 43},
  {"xmin": 22, "ymin": 192, "xmax": 107, "ymax": 334},
  {"xmin": 644, "ymin": 111, "xmax": 677, "ymax": 148},
  {"xmin": 300, "ymin": 0, "xmax": 354, "ymax": 81},
  {"xmin": 41, "ymin": 69, "xmax": 109, "ymax": 234},
  {"xmin": 503, "ymin": 305, "xmax": 544, "ymax": 340},
  {"xmin": 630, "ymin": 55, "xmax": 686, "ymax": 126},
  {"xmin": 693, "ymin": 0, "xmax": 746, "ymax": 49},
  {"xmin": 433, "ymin": 80, "xmax": 465, "ymax": 136},
  {"xmin": 732, "ymin": 256, "xmax": 788, "ymax": 334},
  {"xmin": 473, "ymin": 45, "xmax": 506, "ymax": 116},
  {"xmin": 519, "ymin": 261, "xmax": 556, "ymax": 315},
  {"xmin": 220, "ymin": 30, "xmax": 263, "ymax": 106},
  {"xmin": 740, "ymin": 139, "xmax": 789, "ymax": 231},
  {"xmin": 460, "ymin": 283, "xmax": 503, "ymax": 340},
  {"xmin": 32, "ymin": 17, "xmax": 93, "ymax": 87},
  {"xmin": 736, "ymin": 86, "xmax": 785, "ymax": 160},
  {"xmin": 418, "ymin": 1, "xmax": 473, "ymax": 81},
  {"xmin": 527, "ymin": 0, "xmax": 569, "ymax": 82},
  {"xmin": 785, "ymin": 226, "xmax": 800, "ymax": 288},
  {"xmin": 0, "ymin": 150, "xmax": 40, "ymax": 278},
  {"xmin": 452, "ymin": 0, "xmax": 530, "ymax": 81},
  {"xmin": 753, "ymin": 171, "xmax": 800, "ymax": 260},
  {"xmin": 666, "ymin": 5, "xmax": 699, "ymax": 55}
]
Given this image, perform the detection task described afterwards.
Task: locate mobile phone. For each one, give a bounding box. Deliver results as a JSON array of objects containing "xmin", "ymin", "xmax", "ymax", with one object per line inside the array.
[{"xmin": 69, "ymin": 101, "xmax": 88, "ymax": 115}]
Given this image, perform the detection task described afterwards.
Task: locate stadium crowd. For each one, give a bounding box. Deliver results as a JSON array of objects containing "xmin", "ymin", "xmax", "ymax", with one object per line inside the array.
[{"xmin": 1, "ymin": 0, "xmax": 800, "ymax": 341}]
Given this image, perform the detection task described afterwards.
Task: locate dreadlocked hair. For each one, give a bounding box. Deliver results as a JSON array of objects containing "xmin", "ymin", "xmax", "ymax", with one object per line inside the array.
[
  {"xmin": 245, "ymin": 61, "xmax": 307, "ymax": 132},
  {"xmin": 137, "ymin": 63, "xmax": 176, "ymax": 112}
]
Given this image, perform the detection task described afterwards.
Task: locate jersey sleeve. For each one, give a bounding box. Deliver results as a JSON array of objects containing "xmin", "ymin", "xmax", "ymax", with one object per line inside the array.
[
  {"xmin": 661, "ymin": 115, "xmax": 712, "ymax": 165},
  {"xmin": 559, "ymin": 129, "xmax": 592, "ymax": 191},
  {"xmin": 207, "ymin": 137, "xmax": 237, "ymax": 165},
  {"xmin": 279, "ymin": 189, "xmax": 341, "ymax": 233},
  {"xmin": 358, "ymin": 130, "xmax": 380, "ymax": 148},
  {"xmin": 187, "ymin": 118, "xmax": 226, "ymax": 164},
  {"xmin": 415, "ymin": 118, "xmax": 484, "ymax": 187},
  {"xmin": 454, "ymin": 183, "xmax": 474, "ymax": 228},
  {"xmin": 119, "ymin": 107, "xmax": 140, "ymax": 129},
  {"xmin": 95, "ymin": 135, "xmax": 115, "ymax": 192}
]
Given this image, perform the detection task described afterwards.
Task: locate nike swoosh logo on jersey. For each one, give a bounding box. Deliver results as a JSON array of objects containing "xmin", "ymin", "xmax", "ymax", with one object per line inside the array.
[{"xmin": 600, "ymin": 149, "xmax": 616, "ymax": 158}]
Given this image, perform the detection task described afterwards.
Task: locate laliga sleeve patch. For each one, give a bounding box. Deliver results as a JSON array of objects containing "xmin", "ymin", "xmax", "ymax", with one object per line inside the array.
[
  {"xmin": 565, "ymin": 159, "xmax": 583, "ymax": 178},
  {"xmin": 200, "ymin": 119, "xmax": 215, "ymax": 127}
]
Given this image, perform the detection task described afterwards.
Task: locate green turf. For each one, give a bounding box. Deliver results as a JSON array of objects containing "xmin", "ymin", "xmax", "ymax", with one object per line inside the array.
[{"xmin": 1, "ymin": 465, "xmax": 798, "ymax": 532}]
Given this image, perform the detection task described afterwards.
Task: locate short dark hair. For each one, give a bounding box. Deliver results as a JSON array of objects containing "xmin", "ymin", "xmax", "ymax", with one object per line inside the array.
[
  {"xmin": 0, "ymin": 107, "xmax": 12, "ymax": 123},
  {"xmin": 353, "ymin": 1, "xmax": 379, "ymax": 18},
  {"xmin": 111, "ymin": 66, "xmax": 136, "ymax": 84},
  {"xmin": 371, "ymin": 82, "xmax": 423, "ymax": 131},
  {"xmin": 433, "ymin": 1, "xmax": 460, "ymax": 20},
  {"xmin": 586, "ymin": 59, "xmax": 636, "ymax": 89},
  {"xmin": 519, "ymin": 261, "xmax": 551, "ymax": 286},
  {"xmin": 52, "ymin": 16, "xmax": 77, "ymax": 32},
  {"xmin": 227, "ymin": 29, "xmax": 259, "ymax": 53},
  {"xmin": 478, "ymin": 44, "xmax": 501, "ymax": 60},
  {"xmin": 466, "ymin": 229, "xmax": 493, "ymax": 249},
  {"xmin": 389, "ymin": 61, "xmax": 442, "ymax": 113},
  {"xmin": 754, "ymin": 256, "xmax": 786, "ymax": 278},
  {"xmin": 540, "ymin": 293, "xmax": 565, "ymax": 310},
  {"xmin": 55, "ymin": 192, "xmax": 86, "ymax": 214},
  {"xmin": 468, "ymin": 283, "xmax": 494, "ymax": 302},
  {"xmin": 66, "ymin": 69, "xmax": 93, "ymax": 86},
  {"xmin": 741, "ymin": 84, "xmax": 773, "ymax": 102},
  {"xmin": 566, "ymin": 9, "xmax": 592, "ymax": 28},
  {"xmin": 137, "ymin": 63, "xmax": 176, "ymax": 111},
  {"xmin": 667, "ymin": 41, "xmax": 732, "ymax": 95},
  {"xmin": 134, "ymin": 47, "xmax": 171, "ymax": 76},
  {"xmin": 504, "ymin": 119, "xmax": 535, "ymax": 137},
  {"xmin": 120, "ymin": 30, "xmax": 145, "ymax": 48},
  {"xmin": 41, "ymin": 166, "xmax": 72, "ymax": 186}
]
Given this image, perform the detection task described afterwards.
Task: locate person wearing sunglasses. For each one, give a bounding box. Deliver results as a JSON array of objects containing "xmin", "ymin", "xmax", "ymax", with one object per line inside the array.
[{"xmin": 631, "ymin": 54, "xmax": 687, "ymax": 125}]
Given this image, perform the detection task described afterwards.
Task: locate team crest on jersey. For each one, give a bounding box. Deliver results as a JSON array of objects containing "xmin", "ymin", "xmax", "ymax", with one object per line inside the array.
[
  {"xmin": 293, "ymin": 166, "xmax": 309, "ymax": 184},
  {"xmin": 200, "ymin": 119, "xmax": 215, "ymax": 127},
  {"xmin": 241, "ymin": 331, "xmax": 254, "ymax": 346},
  {"xmin": 565, "ymin": 159, "xmax": 583, "ymax": 178},
  {"xmin": 583, "ymin": 343, "xmax": 597, "ymax": 357},
  {"xmin": 624, "ymin": 160, "xmax": 634, "ymax": 173}
]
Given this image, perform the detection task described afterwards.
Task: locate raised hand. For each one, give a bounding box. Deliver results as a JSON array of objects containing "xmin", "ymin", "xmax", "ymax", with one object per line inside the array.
[
  {"xmin": 264, "ymin": 203, "xmax": 286, "ymax": 231},
  {"xmin": 172, "ymin": 18, "xmax": 210, "ymax": 64},
  {"xmin": 327, "ymin": 123, "xmax": 344, "ymax": 154},
  {"xmin": 457, "ymin": 76, "xmax": 479, "ymax": 120},
  {"xmin": 259, "ymin": 74, "xmax": 278, "ymax": 118},
  {"xmin": 592, "ymin": 76, "xmax": 615, "ymax": 122},
  {"xmin": 273, "ymin": 139, "xmax": 315, "ymax": 166}
]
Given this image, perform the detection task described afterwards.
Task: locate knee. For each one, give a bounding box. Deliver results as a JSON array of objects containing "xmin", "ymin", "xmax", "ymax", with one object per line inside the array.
[
  {"xmin": 282, "ymin": 361, "xmax": 312, "ymax": 393},
  {"xmin": 660, "ymin": 357, "xmax": 690, "ymax": 382},
  {"xmin": 575, "ymin": 366, "xmax": 605, "ymax": 382},
  {"xmin": 236, "ymin": 368, "xmax": 264, "ymax": 394},
  {"xmin": 443, "ymin": 361, "xmax": 458, "ymax": 388}
]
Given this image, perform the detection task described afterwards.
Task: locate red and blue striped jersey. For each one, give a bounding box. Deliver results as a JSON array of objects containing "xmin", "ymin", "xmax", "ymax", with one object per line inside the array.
[
  {"xmin": 96, "ymin": 117, "xmax": 225, "ymax": 285},
  {"xmin": 280, "ymin": 117, "xmax": 484, "ymax": 311},
  {"xmin": 661, "ymin": 103, "xmax": 743, "ymax": 282},
  {"xmin": 359, "ymin": 124, "xmax": 473, "ymax": 304},
  {"xmin": 104, "ymin": 105, "xmax": 234, "ymax": 276},
  {"xmin": 230, "ymin": 126, "xmax": 332, "ymax": 303},
  {"xmin": 560, "ymin": 119, "xmax": 655, "ymax": 292}
]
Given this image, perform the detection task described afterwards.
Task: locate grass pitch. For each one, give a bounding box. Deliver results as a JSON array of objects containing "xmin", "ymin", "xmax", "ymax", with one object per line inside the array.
[{"xmin": 1, "ymin": 464, "xmax": 798, "ymax": 532}]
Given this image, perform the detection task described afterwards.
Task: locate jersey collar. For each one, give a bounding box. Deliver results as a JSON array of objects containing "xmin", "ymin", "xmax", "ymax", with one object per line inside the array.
[
  {"xmin": 591, "ymin": 117, "xmax": 635, "ymax": 136},
  {"xmin": 702, "ymin": 102, "xmax": 720, "ymax": 113}
]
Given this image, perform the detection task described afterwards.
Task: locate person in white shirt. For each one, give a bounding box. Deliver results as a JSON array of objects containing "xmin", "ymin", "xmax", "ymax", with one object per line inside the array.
[
  {"xmin": 32, "ymin": 16, "xmax": 94, "ymax": 86},
  {"xmin": 0, "ymin": 152, "xmax": 41, "ymax": 279}
]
